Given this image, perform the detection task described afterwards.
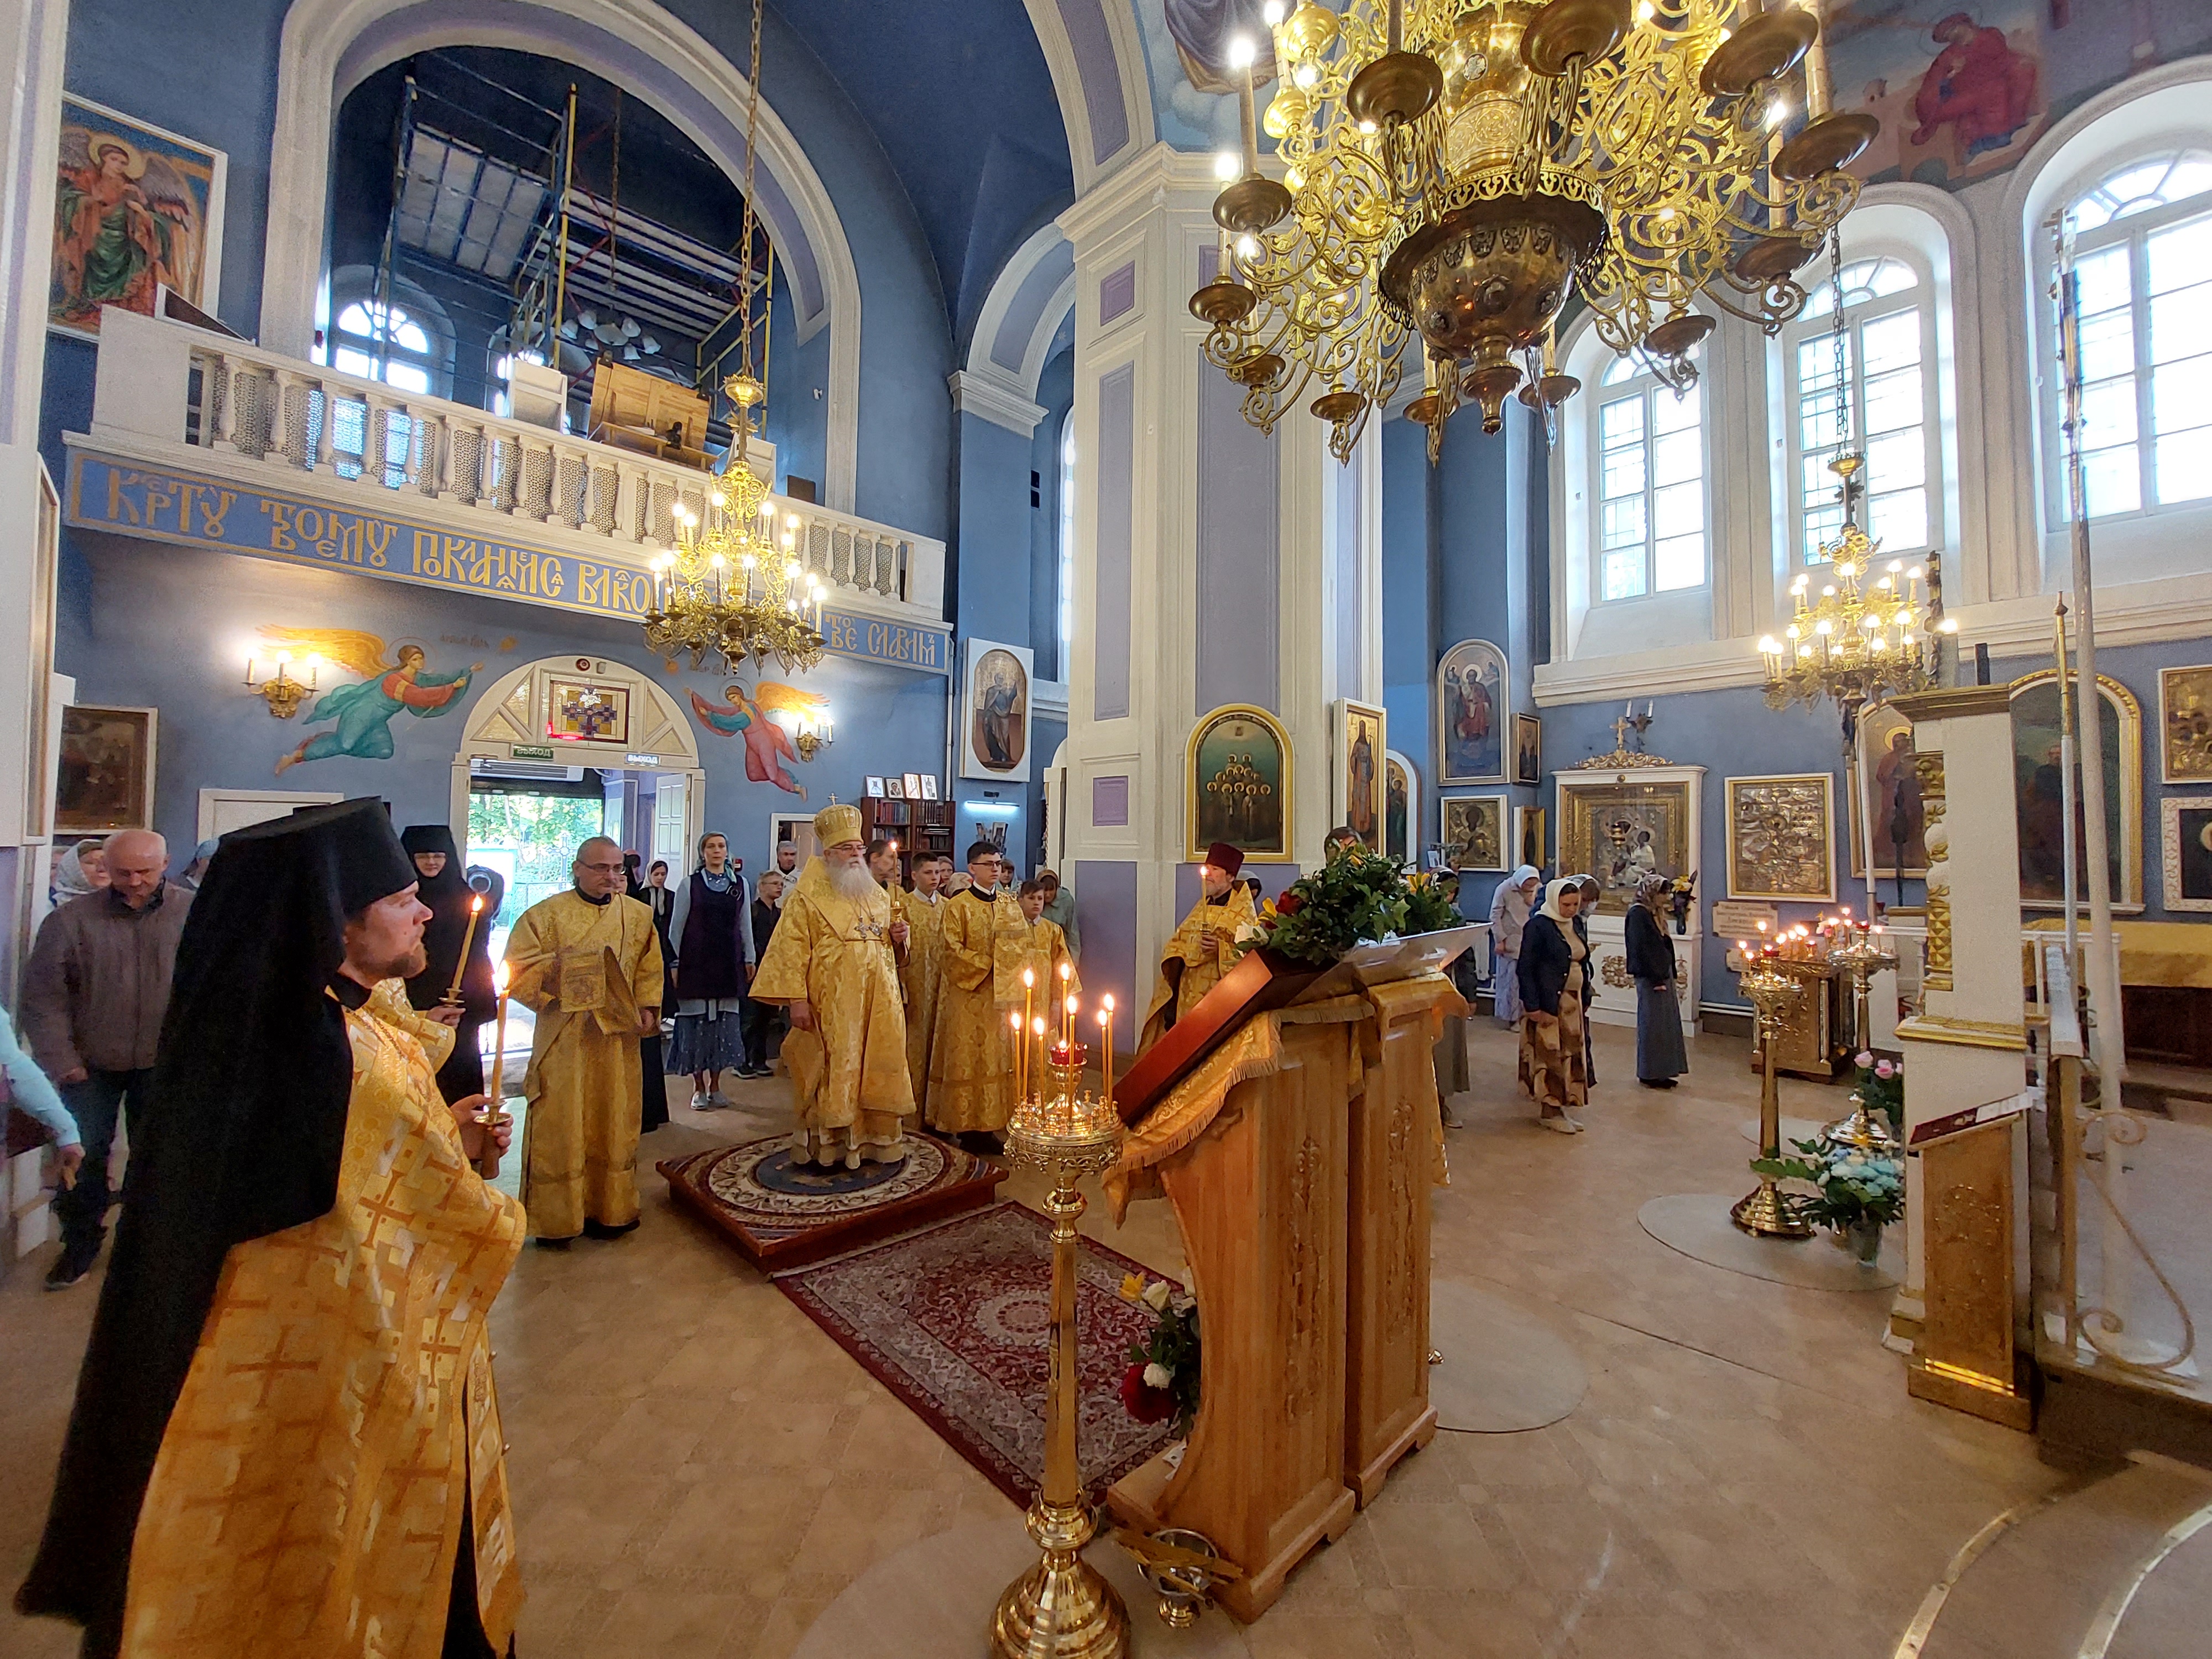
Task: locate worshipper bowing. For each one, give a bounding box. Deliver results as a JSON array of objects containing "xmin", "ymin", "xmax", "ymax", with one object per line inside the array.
[
  {"xmin": 17, "ymin": 799, "xmax": 523, "ymax": 1659},
  {"xmin": 899, "ymin": 852, "xmax": 952, "ymax": 1112},
  {"xmin": 748, "ymin": 802, "xmax": 915, "ymax": 1167},
  {"xmin": 1488, "ymin": 864, "xmax": 1541, "ymax": 1029},
  {"xmin": 666, "ymin": 832, "xmax": 755, "ymax": 1107},
  {"xmin": 1140, "ymin": 842, "xmax": 1259, "ymax": 1051},
  {"xmin": 927, "ymin": 841, "xmax": 1026, "ymax": 1146},
  {"xmin": 741, "ymin": 870, "xmax": 789, "ymax": 1079},
  {"xmin": 505, "ymin": 836, "xmax": 664, "ymax": 1244},
  {"xmin": 1518, "ymin": 877, "xmax": 1592, "ymax": 1134},
  {"xmin": 399, "ymin": 823, "xmax": 499, "ymax": 1107},
  {"xmin": 20, "ymin": 830, "xmax": 190, "ymax": 1291},
  {"xmin": 1017, "ymin": 877, "xmax": 1079, "ymax": 997},
  {"xmin": 1627, "ymin": 874, "xmax": 1688, "ymax": 1088}
]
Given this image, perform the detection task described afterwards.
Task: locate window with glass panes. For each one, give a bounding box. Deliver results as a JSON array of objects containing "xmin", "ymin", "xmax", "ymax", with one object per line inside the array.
[
  {"xmin": 2052, "ymin": 150, "xmax": 2212, "ymax": 521},
  {"xmin": 1593, "ymin": 357, "xmax": 1705, "ymax": 602},
  {"xmin": 1057, "ymin": 412, "xmax": 1076, "ymax": 676},
  {"xmin": 331, "ymin": 300, "xmax": 436, "ymax": 395},
  {"xmin": 1791, "ymin": 257, "xmax": 1933, "ymax": 561}
]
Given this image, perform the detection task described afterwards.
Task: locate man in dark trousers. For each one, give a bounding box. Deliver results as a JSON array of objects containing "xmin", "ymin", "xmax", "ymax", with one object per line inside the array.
[{"xmin": 739, "ymin": 870, "xmax": 787, "ymax": 1078}]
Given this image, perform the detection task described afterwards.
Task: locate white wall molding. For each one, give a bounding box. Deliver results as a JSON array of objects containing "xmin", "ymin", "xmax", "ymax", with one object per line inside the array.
[
  {"xmin": 948, "ymin": 369, "xmax": 1049, "ymax": 436},
  {"xmin": 1021, "ymin": 0, "xmax": 1154, "ymax": 193},
  {"xmin": 967, "ymin": 220, "xmax": 1077, "ymax": 403},
  {"xmin": 259, "ymin": 0, "xmax": 863, "ymax": 513}
]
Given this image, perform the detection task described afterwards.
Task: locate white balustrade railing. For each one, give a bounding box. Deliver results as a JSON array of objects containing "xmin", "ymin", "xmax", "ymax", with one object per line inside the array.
[{"xmin": 85, "ymin": 307, "xmax": 946, "ymax": 617}]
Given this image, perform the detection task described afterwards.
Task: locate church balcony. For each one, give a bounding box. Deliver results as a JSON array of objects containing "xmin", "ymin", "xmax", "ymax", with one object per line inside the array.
[{"xmin": 69, "ymin": 307, "xmax": 947, "ymax": 628}]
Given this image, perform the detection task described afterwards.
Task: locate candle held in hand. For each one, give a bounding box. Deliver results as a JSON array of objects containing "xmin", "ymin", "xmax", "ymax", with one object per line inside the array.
[{"xmin": 445, "ymin": 894, "xmax": 485, "ymax": 1004}]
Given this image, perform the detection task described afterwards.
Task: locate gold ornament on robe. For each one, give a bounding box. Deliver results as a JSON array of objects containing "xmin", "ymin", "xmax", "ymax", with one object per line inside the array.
[
  {"xmin": 926, "ymin": 885, "xmax": 1028, "ymax": 1134},
  {"xmin": 750, "ymin": 855, "xmax": 915, "ymax": 1165},
  {"xmin": 504, "ymin": 889, "xmax": 664, "ymax": 1239},
  {"xmin": 897, "ymin": 886, "xmax": 951, "ymax": 1109},
  {"xmin": 1139, "ymin": 884, "xmax": 1259, "ymax": 1052},
  {"xmin": 1019, "ymin": 916, "xmax": 1080, "ymax": 1004},
  {"xmin": 116, "ymin": 985, "xmax": 525, "ymax": 1659}
]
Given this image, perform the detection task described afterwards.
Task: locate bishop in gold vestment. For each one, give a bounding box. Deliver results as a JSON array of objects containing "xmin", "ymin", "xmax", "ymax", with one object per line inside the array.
[
  {"xmin": 19, "ymin": 799, "xmax": 525, "ymax": 1659},
  {"xmin": 1140, "ymin": 842, "xmax": 1259, "ymax": 1052},
  {"xmin": 898, "ymin": 853, "xmax": 953, "ymax": 1108},
  {"xmin": 505, "ymin": 837, "xmax": 663, "ymax": 1240},
  {"xmin": 927, "ymin": 842, "xmax": 1029, "ymax": 1135},
  {"xmin": 751, "ymin": 804, "xmax": 915, "ymax": 1165}
]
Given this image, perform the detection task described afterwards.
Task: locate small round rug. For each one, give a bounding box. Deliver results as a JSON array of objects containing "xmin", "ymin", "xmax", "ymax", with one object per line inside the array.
[
  {"xmin": 1637, "ymin": 1192, "xmax": 1901, "ymax": 1291},
  {"xmin": 1429, "ymin": 1279, "xmax": 1588, "ymax": 1433},
  {"xmin": 703, "ymin": 1136, "xmax": 944, "ymax": 1227}
]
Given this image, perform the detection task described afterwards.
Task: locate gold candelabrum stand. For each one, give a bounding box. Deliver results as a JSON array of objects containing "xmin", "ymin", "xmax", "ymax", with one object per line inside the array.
[
  {"xmin": 991, "ymin": 1037, "xmax": 1133, "ymax": 1659},
  {"xmin": 1734, "ymin": 958, "xmax": 1814, "ymax": 1238},
  {"xmin": 1823, "ymin": 931, "xmax": 1902, "ymax": 1157}
]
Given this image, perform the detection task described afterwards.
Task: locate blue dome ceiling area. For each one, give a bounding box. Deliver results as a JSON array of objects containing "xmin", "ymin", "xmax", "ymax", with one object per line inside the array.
[{"xmin": 768, "ymin": 0, "xmax": 1075, "ymax": 349}]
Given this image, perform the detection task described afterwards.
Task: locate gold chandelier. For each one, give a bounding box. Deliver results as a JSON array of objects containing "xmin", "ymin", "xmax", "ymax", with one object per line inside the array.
[
  {"xmin": 1191, "ymin": 0, "xmax": 1876, "ymax": 460},
  {"xmin": 640, "ymin": 0, "xmax": 825, "ymax": 676}
]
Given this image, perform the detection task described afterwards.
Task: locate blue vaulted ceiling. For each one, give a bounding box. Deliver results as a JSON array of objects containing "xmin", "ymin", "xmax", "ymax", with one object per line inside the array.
[{"xmin": 768, "ymin": 0, "xmax": 1074, "ymax": 351}]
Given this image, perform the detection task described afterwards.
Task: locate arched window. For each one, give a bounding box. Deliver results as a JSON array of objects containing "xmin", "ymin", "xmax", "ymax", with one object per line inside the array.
[
  {"xmin": 1787, "ymin": 254, "xmax": 1938, "ymax": 563},
  {"xmin": 332, "ymin": 299, "xmax": 437, "ymax": 395},
  {"xmin": 1592, "ymin": 353, "xmax": 1705, "ymax": 602},
  {"xmin": 2048, "ymin": 149, "xmax": 2212, "ymax": 521},
  {"xmin": 1056, "ymin": 410, "xmax": 1076, "ymax": 676},
  {"xmin": 489, "ymin": 346, "xmax": 546, "ymax": 419}
]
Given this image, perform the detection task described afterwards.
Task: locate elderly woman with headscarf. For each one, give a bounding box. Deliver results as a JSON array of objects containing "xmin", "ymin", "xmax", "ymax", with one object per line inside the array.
[
  {"xmin": 1627, "ymin": 873, "xmax": 1687, "ymax": 1088},
  {"xmin": 1487, "ymin": 865, "xmax": 1541, "ymax": 1028},
  {"xmin": 1517, "ymin": 877, "xmax": 1590, "ymax": 1133},
  {"xmin": 50, "ymin": 839, "xmax": 107, "ymax": 903}
]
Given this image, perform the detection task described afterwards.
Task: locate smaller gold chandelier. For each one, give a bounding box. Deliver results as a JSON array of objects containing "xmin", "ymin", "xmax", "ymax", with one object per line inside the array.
[{"xmin": 1756, "ymin": 453, "xmax": 1953, "ymax": 712}]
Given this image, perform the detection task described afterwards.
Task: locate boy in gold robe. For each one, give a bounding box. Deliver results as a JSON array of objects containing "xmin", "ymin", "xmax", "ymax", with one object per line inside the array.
[
  {"xmin": 899, "ymin": 852, "xmax": 952, "ymax": 1108},
  {"xmin": 504, "ymin": 836, "xmax": 662, "ymax": 1243},
  {"xmin": 1139, "ymin": 841, "xmax": 1259, "ymax": 1051},
  {"xmin": 750, "ymin": 803, "xmax": 914, "ymax": 1166},
  {"xmin": 1016, "ymin": 877, "xmax": 1080, "ymax": 1003},
  {"xmin": 18, "ymin": 798, "xmax": 524, "ymax": 1659},
  {"xmin": 927, "ymin": 840, "xmax": 1028, "ymax": 1140}
]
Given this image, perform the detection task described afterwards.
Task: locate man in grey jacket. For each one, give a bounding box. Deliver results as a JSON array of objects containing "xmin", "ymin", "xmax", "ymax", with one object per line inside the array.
[{"xmin": 20, "ymin": 828, "xmax": 191, "ymax": 1288}]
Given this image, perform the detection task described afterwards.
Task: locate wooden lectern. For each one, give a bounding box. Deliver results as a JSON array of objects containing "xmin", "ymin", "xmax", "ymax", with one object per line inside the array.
[{"xmin": 1103, "ymin": 971, "xmax": 1460, "ymax": 1621}]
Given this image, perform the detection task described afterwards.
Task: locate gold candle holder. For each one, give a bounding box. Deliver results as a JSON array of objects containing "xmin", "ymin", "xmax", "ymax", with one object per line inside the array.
[
  {"xmin": 1823, "ymin": 927, "xmax": 1902, "ymax": 1156},
  {"xmin": 990, "ymin": 1065, "xmax": 1129, "ymax": 1659},
  {"xmin": 1734, "ymin": 957, "xmax": 1814, "ymax": 1239}
]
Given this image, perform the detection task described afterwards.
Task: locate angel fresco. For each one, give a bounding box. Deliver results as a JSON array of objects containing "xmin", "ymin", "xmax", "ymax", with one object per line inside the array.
[
  {"xmin": 687, "ymin": 681, "xmax": 824, "ymax": 799},
  {"xmin": 267, "ymin": 630, "xmax": 478, "ymax": 774},
  {"xmin": 51, "ymin": 102, "xmax": 216, "ymax": 335}
]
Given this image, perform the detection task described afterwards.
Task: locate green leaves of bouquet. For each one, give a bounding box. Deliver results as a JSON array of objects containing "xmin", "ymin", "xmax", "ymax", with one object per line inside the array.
[
  {"xmin": 1247, "ymin": 846, "xmax": 1460, "ymax": 969},
  {"xmin": 1750, "ymin": 1136, "xmax": 1906, "ymax": 1232}
]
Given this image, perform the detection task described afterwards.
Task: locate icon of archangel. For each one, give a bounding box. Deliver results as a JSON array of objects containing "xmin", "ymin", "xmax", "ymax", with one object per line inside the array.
[
  {"xmin": 266, "ymin": 629, "xmax": 479, "ymax": 774},
  {"xmin": 688, "ymin": 680, "xmax": 827, "ymax": 799}
]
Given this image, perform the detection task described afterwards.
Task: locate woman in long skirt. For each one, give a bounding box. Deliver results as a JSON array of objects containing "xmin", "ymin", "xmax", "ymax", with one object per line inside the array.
[
  {"xmin": 1627, "ymin": 874, "xmax": 1688, "ymax": 1087},
  {"xmin": 1517, "ymin": 877, "xmax": 1590, "ymax": 1133},
  {"xmin": 1488, "ymin": 864, "xmax": 1540, "ymax": 1027}
]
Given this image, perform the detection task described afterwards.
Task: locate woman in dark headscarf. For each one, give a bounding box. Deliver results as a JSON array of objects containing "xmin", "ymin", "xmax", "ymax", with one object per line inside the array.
[
  {"xmin": 1518, "ymin": 877, "xmax": 1591, "ymax": 1134},
  {"xmin": 399, "ymin": 823, "xmax": 494, "ymax": 1103},
  {"xmin": 1628, "ymin": 874, "xmax": 1688, "ymax": 1088}
]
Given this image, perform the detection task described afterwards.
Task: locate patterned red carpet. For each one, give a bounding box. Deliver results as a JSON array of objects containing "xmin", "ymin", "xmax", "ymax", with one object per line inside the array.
[{"xmin": 775, "ymin": 1202, "xmax": 1180, "ymax": 1506}]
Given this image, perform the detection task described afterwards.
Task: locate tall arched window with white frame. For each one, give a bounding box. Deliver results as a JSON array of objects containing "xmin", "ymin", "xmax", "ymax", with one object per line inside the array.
[
  {"xmin": 2048, "ymin": 148, "xmax": 2212, "ymax": 521},
  {"xmin": 1592, "ymin": 355, "xmax": 1706, "ymax": 603},
  {"xmin": 331, "ymin": 299, "xmax": 439, "ymax": 395},
  {"xmin": 1787, "ymin": 254, "xmax": 1939, "ymax": 564}
]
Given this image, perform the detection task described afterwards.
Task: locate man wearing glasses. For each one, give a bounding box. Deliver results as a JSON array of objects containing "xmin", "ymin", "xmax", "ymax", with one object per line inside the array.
[{"xmin": 503, "ymin": 836, "xmax": 664, "ymax": 1245}]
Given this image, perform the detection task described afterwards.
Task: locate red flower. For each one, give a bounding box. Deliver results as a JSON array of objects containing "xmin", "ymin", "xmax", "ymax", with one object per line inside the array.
[
  {"xmin": 1274, "ymin": 890, "xmax": 1305, "ymax": 916},
  {"xmin": 1119, "ymin": 1361, "xmax": 1177, "ymax": 1424}
]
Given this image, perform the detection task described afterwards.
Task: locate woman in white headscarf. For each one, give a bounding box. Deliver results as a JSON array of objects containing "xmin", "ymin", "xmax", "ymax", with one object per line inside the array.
[
  {"xmin": 1517, "ymin": 877, "xmax": 1590, "ymax": 1132},
  {"xmin": 50, "ymin": 839, "xmax": 107, "ymax": 903},
  {"xmin": 1487, "ymin": 864, "xmax": 1541, "ymax": 1028}
]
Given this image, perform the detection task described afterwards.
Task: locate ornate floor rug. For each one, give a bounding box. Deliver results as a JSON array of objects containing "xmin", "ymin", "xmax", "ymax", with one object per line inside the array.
[
  {"xmin": 659, "ymin": 1133, "xmax": 1005, "ymax": 1269},
  {"xmin": 775, "ymin": 1202, "xmax": 1181, "ymax": 1507}
]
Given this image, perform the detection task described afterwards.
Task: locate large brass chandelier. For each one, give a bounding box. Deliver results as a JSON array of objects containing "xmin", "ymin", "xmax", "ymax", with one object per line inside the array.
[
  {"xmin": 639, "ymin": 0, "xmax": 825, "ymax": 676},
  {"xmin": 1191, "ymin": 0, "xmax": 1876, "ymax": 460}
]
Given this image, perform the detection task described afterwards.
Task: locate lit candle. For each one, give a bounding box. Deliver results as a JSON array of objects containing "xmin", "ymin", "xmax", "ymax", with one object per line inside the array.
[
  {"xmin": 1010, "ymin": 1009, "xmax": 1026, "ymax": 1102},
  {"xmin": 445, "ymin": 893, "xmax": 485, "ymax": 1004},
  {"xmin": 1229, "ymin": 34, "xmax": 1260, "ymax": 178},
  {"xmin": 1021, "ymin": 967, "xmax": 1035, "ymax": 1096},
  {"xmin": 1058, "ymin": 959, "xmax": 1074, "ymax": 1043},
  {"xmin": 490, "ymin": 958, "xmax": 510, "ymax": 1114},
  {"xmin": 1097, "ymin": 1006, "xmax": 1114, "ymax": 1114},
  {"xmin": 1032, "ymin": 1015, "xmax": 1048, "ymax": 1105}
]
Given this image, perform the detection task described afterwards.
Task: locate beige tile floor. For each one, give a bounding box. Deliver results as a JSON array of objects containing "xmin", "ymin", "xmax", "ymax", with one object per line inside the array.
[{"xmin": 0, "ymin": 1021, "xmax": 2076, "ymax": 1658}]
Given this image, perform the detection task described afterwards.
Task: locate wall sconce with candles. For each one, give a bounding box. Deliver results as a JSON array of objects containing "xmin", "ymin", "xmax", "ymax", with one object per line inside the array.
[{"xmin": 244, "ymin": 652, "xmax": 319, "ymax": 718}]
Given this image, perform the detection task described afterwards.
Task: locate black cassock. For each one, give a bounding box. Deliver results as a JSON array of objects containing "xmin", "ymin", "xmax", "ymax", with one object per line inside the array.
[{"xmin": 399, "ymin": 824, "xmax": 497, "ymax": 1103}]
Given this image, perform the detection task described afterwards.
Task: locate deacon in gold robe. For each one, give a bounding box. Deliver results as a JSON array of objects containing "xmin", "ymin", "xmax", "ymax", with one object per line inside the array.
[
  {"xmin": 1016, "ymin": 877, "xmax": 1080, "ymax": 1001},
  {"xmin": 899, "ymin": 852, "xmax": 953, "ymax": 1108},
  {"xmin": 505, "ymin": 835, "xmax": 664, "ymax": 1242},
  {"xmin": 1140, "ymin": 841, "xmax": 1260, "ymax": 1052},
  {"xmin": 750, "ymin": 803, "xmax": 915, "ymax": 1165},
  {"xmin": 19, "ymin": 799, "xmax": 524, "ymax": 1659},
  {"xmin": 927, "ymin": 839, "xmax": 1029, "ymax": 1138}
]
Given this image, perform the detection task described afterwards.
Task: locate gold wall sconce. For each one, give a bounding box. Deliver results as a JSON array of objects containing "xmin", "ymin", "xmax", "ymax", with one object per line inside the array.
[{"xmin": 246, "ymin": 653, "xmax": 319, "ymax": 718}]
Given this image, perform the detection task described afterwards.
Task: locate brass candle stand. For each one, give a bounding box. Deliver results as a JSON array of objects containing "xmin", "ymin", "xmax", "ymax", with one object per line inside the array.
[
  {"xmin": 990, "ymin": 1037, "xmax": 1132, "ymax": 1659},
  {"xmin": 1734, "ymin": 959, "xmax": 1814, "ymax": 1239},
  {"xmin": 1823, "ymin": 930, "xmax": 1902, "ymax": 1157}
]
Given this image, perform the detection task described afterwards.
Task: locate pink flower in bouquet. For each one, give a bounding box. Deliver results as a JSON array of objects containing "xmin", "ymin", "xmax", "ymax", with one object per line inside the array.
[
  {"xmin": 1119, "ymin": 1361, "xmax": 1177, "ymax": 1425},
  {"xmin": 1875, "ymin": 1060, "xmax": 1895, "ymax": 1079},
  {"xmin": 1856, "ymin": 1050, "xmax": 1875, "ymax": 1067}
]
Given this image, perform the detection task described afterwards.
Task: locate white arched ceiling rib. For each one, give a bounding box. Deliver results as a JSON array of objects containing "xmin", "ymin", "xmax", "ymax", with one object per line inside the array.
[
  {"xmin": 1022, "ymin": 0, "xmax": 1154, "ymax": 192},
  {"xmin": 259, "ymin": 0, "xmax": 862, "ymax": 513},
  {"xmin": 968, "ymin": 222, "xmax": 1076, "ymax": 399}
]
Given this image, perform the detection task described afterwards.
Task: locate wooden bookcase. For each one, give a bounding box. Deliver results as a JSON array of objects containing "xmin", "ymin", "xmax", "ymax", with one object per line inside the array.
[{"xmin": 859, "ymin": 795, "xmax": 954, "ymax": 885}]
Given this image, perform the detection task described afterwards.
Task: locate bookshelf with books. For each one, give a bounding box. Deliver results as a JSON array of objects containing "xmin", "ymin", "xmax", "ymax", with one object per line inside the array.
[{"xmin": 859, "ymin": 794, "xmax": 954, "ymax": 885}]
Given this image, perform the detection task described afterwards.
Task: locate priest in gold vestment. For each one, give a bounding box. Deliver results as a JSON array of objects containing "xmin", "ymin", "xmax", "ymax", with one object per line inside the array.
[
  {"xmin": 1140, "ymin": 841, "xmax": 1260, "ymax": 1051},
  {"xmin": 750, "ymin": 803, "xmax": 915, "ymax": 1165},
  {"xmin": 504, "ymin": 836, "xmax": 663, "ymax": 1242},
  {"xmin": 19, "ymin": 799, "xmax": 524, "ymax": 1659},
  {"xmin": 899, "ymin": 852, "xmax": 952, "ymax": 1108},
  {"xmin": 927, "ymin": 840, "xmax": 1028, "ymax": 1137}
]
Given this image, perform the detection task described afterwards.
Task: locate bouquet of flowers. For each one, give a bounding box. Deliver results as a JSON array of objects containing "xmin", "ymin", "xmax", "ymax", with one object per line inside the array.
[
  {"xmin": 1750, "ymin": 1135, "xmax": 1905, "ymax": 1234},
  {"xmin": 1247, "ymin": 845, "xmax": 1458, "ymax": 968},
  {"xmin": 1853, "ymin": 1049, "xmax": 1904, "ymax": 1131},
  {"xmin": 1118, "ymin": 1275, "xmax": 1199, "ymax": 1437}
]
